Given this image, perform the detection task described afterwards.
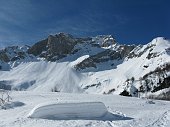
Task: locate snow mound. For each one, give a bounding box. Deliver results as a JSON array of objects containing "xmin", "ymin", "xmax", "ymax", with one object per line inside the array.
[
  {"xmin": 28, "ymin": 101, "xmax": 133, "ymax": 121},
  {"xmin": 28, "ymin": 102, "xmax": 108, "ymax": 120}
]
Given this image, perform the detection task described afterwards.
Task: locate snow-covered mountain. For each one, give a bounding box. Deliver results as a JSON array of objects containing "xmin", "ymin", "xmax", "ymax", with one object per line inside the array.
[{"xmin": 0, "ymin": 33, "xmax": 169, "ymax": 100}]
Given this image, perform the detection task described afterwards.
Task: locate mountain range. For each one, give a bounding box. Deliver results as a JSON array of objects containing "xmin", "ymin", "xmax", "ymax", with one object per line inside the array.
[{"xmin": 0, "ymin": 33, "xmax": 170, "ymax": 100}]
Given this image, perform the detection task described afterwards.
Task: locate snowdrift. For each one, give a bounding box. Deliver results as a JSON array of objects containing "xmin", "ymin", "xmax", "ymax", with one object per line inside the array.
[{"xmin": 28, "ymin": 102, "xmax": 108, "ymax": 120}]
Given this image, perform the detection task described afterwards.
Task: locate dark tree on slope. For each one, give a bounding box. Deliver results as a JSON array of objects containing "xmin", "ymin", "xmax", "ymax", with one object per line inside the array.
[{"xmin": 51, "ymin": 86, "xmax": 60, "ymax": 92}]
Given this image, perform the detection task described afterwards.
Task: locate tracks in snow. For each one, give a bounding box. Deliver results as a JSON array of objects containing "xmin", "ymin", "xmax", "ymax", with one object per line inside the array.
[{"xmin": 146, "ymin": 110, "xmax": 170, "ymax": 127}]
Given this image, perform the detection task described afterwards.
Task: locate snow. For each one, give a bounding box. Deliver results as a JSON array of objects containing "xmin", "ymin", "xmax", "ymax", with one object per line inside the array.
[
  {"xmin": 28, "ymin": 102, "xmax": 109, "ymax": 120},
  {"xmin": 0, "ymin": 61, "xmax": 85, "ymax": 92},
  {"xmin": 70, "ymin": 55, "xmax": 89, "ymax": 67},
  {"xmin": 0, "ymin": 91, "xmax": 170, "ymax": 127}
]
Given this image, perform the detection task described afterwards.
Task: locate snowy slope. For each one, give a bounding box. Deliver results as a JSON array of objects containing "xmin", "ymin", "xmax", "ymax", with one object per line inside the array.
[
  {"xmin": 0, "ymin": 61, "xmax": 85, "ymax": 92},
  {"xmin": 0, "ymin": 91, "xmax": 170, "ymax": 127}
]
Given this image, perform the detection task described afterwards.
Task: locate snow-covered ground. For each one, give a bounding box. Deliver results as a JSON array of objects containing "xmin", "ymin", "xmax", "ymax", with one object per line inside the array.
[
  {"xmin": 0, "ymin": 91, "xmax": 170, "ymax": 127},
  {"xmin": 28, "ymin": 102, "xmax": 109, "ymax": 120}
]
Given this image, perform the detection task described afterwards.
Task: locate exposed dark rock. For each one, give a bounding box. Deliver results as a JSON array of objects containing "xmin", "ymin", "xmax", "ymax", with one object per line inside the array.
[
  {"xmin": 28, "ymin": 33, "xmax": 85, "ymax": 61},
  {"xmin": 51, "ymin": 86, "xmax": 60, "ymax": 92},
  {"xmin": 11, "ymin": 56, "xmax": 20, "ymax": 61},
  {"xmin": 120, "ymin": 90, "xmax": 132, "ymax": 97},
  {"xmin": 107, "ymin": 88, "xmax": 115, "ymax": 94},
  {"xmin": 152, "ymin": 76, "xmax": 170, "ymax": 92},
  {"xmin": 75, "ymin": 45, "xmax": 135, "ymax": 70},
  {"xmin": 27, "ymin": 39, "xmax": 48, "ymax": 56},
  {"xmin": 146, "ymin": 50, "xmax": 159, "ymax": 59},
  {"xmin": 83, "ymin": 82, "xmax": 101, "ymax": 90},
  {"xmin": 0, "ymin": 52, "xmax": 10, "ymax": 62},
  {"xmin": 143, "ymin": 65, "xmax": 149, "ymax": 68},
  {"xmin": 46, "ymin": 33, "xmax": 77, "ymax": 60},
  {"xmin": 148, "ymin": 90, "xmax": 170, "ymax": 101}
]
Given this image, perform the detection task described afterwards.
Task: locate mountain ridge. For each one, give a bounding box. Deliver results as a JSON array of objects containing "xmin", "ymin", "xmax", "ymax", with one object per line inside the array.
[{"xmin": 0, "ymin": 33, "xmax": 169, "ymax": 100}]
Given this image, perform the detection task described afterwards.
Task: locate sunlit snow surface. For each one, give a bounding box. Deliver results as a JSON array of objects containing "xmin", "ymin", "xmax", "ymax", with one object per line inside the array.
[{"xmin": 0, "ymin": 91, "xmax": 170, "ymax": 127}]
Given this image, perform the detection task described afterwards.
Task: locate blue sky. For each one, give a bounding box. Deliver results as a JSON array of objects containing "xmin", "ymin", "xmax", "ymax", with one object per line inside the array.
[{"xmin": 0, "ymin": 0, "xmax": 169, "ymax": 47}]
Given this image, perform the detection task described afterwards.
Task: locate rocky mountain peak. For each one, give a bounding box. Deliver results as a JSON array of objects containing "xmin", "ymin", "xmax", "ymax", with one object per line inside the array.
[
  {"xmin": 48, "ymin": 33, "xmax": 74, "ymax": 42},
  {"xmin": 28, "ymin": 33, "xmax": 118, "ymax": 61},
  {"xmin": 46, "ymin": 33, "xmax": 77, "ymax": 60},
  {"xmin": 92, "ymin": 35, "xmax": 117, "ymax": 47},
  {"xmin": 55, "ymin": 32, "xmax": 74, "ymax": 38}
]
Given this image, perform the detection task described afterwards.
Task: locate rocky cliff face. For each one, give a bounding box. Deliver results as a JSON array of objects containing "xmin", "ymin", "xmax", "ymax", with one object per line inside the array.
[
  {"xmin": 28, "ymin": 33, "xmax": 136, "ymax": 70},
  {"xmin": 75, "ymin": 45, "xmax": 135, "ymax": 70},
  {"xmin": 28, "ymin": 33, "xmax": 84, "ymax": 61},
  {"xmin": 28, "ymin": 33, "xmax": 119, "ymax": 62}
]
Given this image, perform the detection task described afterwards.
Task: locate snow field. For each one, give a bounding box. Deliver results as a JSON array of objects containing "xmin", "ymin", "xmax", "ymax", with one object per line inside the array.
[{"xmin": 0, "ymin": 91, "xmax": 170, "ymax": 127}]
